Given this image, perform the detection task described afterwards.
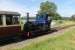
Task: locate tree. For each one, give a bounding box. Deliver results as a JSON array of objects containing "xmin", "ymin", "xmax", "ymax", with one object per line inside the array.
[
  {"xmin": 38, "ymin": 1, "xmax": 61, "ymax": 20},
  {"xmin": 53, "ymin": 13, "xmax": 62, "ymax": 20}
]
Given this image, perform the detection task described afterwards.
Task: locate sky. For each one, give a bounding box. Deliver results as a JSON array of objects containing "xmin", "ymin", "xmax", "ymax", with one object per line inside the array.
[{"xmin": 0, "ymin": 0, "xmax": 75, "ymax": 17}]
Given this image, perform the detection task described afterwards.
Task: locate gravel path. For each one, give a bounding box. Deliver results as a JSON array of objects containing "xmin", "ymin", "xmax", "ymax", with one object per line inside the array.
[{"xmin": 0, "ymin": 26, "xmax": 75, "ymax": 50}]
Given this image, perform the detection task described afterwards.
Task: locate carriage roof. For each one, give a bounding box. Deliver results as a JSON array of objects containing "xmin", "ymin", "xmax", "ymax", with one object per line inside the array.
[{"xmin": 0, "ymin": 11, "xmax": 20, "ymax": 16}]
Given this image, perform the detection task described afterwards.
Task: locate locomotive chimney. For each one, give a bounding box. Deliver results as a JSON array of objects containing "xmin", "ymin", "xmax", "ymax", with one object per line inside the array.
[{"xmin": 27, "ymin": 12, "xmax": 29, "ymax": 22}]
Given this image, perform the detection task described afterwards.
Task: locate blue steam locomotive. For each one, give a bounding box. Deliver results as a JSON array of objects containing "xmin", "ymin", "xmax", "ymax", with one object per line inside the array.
[{"xmin": 23, "ymin": 13, "xmax": 52, "ymax": 37}]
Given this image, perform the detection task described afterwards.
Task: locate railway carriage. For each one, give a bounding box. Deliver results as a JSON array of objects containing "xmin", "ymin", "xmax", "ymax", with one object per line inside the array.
[{"xmin": 0, "ymin": 11, "xmax": 21, "ymax": 41}]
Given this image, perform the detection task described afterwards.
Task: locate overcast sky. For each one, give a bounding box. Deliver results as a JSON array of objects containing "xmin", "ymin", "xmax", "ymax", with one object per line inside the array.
[{"xmin": 0, "ymin": 0, "xmax": 75, "ymax": 17}]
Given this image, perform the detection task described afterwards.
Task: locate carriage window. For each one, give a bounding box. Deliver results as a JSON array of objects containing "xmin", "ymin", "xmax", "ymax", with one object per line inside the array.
[
  {"xmin": 6, "ymin": 15, "xmax": 12, "ymax": 25},
  {"xmin": 0, "ymin": 16, "xmax": 2, "ymax": 25},
  {"xmin": 13, "ymin": 16, "xmax": 19, "ymax": 24},
  {"xmin": 6, "ymin": 15, "xmax": 19, "ymax": 25}
]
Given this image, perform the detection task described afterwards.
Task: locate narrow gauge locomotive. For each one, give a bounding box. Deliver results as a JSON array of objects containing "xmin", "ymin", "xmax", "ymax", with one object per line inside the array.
[{"xmin": 23, "ymin": 13, "xmax": 52, "ymax": 38}]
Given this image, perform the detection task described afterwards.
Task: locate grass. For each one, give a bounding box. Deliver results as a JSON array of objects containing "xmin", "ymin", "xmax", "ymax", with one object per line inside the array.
[
  {"xmin": 53, "ymin": 20, "xmax": 75, "ymax": 27},
  {"xmin": 15, "ymin": 25, "xmax": 75, "ymax": 50}
]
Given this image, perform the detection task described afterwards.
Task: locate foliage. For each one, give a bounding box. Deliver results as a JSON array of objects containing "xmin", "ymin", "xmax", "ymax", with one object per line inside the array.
[
  {"xmin": 53, "ymin": 13, "xmax": 62, "ymax": 20},
  {"xmin": 39, "ymin": 1, "xmax": 57, "ymax": 15},
  {"xmin": 38, "ymin": 1, "xmax": 61, "ymax": 20}
]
